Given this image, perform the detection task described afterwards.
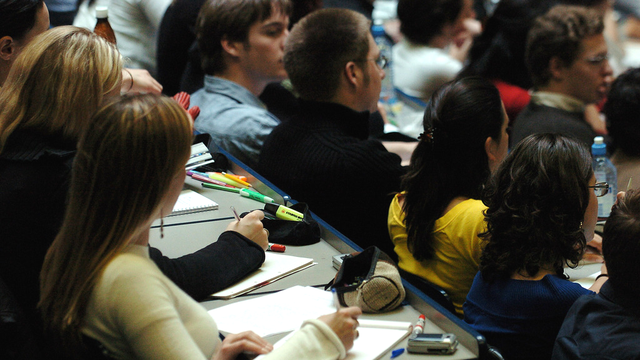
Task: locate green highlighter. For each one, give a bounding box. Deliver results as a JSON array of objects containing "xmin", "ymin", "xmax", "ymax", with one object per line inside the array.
[
  {"xmin": 239, "ymin": 188, "xmax": 275, "ymax": 204},
  {"xmin": 202, "ymin": 182, "xmax": 240, "ymax": 193}
]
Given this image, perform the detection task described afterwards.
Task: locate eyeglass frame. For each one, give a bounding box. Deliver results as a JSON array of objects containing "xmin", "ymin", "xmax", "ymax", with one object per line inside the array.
[
  {"xmin": 588, "ymin": 181, "xmax": 609, "ymax": 197},
  {"xmin": 354, "ymin": 55, "xmax": 388, "ymax": 69},
  {"xmin": 583, "ymin": 53, "xmax": 609, "ymax": 66}
]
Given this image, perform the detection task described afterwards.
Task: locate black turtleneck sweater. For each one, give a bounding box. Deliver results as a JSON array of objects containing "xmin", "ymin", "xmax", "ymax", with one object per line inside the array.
[{"xmin": 258, "ymin": 100, "xmax": 405, "ymax": 258}]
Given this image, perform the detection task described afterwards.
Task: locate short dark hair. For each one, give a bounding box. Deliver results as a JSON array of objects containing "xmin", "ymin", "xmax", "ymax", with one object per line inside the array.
[
  {"xmin": 284, "ymin": 8, "xmax": 370, "ymax": 102},
  {"xmin": 197, "ymin": 0, "xmax": 292, "ymax": 75},
  {"xmin": 603, "ymin": 189, "xmax": 640, "ymax": 298},
  {"xmin": 397, "ymin": 0, "xmax": 464, "ymax": 45},
  {"xmin": 459, "ymin": 0, "xmax": 555, "ymax": 89},
  {"xmin": 290, "ymin": 0, "xmax": 323, "ymax": 28},
  {"xmin": 480, "ymin": 134, "xmax": 592, "ymax": 281},
  {"xmin": 526, "ymin": 5, "xmax": 604, "ymax": 88},
  {"xmin": 604, "ymin": 67, "xmax": 640, "ymax": 157},
  {"xmin": 0, "ymin": 0, "xmax": 44, "ymax": 40},
  {"xmin": 402, "ymin": 77, "xmax": 504, "ymax": 261}
]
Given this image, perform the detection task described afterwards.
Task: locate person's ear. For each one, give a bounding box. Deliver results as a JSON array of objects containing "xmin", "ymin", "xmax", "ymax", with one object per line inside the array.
[
  {"xmin": 548, "ymin": 56, "xmax": 567, "ymax": 81},
  {"xmin": 0, "ymin": 36, "xmax": 15, "ymax": 61},
  {"xmin": 485, "ymin": 136, "xmax": 500, "ymax": 165},
  {"xmin": 220, "ymin": 36, "xmax": 244, "ymax": 58},
  {"xmin": 343, "ymin": 61, "xmax": 359, "ymax": 88}
]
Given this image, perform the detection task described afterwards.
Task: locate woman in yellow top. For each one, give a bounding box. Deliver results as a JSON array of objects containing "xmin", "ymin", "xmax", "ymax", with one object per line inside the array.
[{"xmin": 388, "ymin": 77, "xmax": 509, "ymax": 316}]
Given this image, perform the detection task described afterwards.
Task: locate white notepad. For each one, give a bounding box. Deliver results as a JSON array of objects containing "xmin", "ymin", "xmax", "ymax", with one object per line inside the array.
[
  {"xmin": 210, "ymin": 253, "xmax": 315, "ymax": 299},
  {"xmin": 212, "ymin": 286, "xmax": 412, "ymax": 360},
  {"xmin": 267, "ymin": 321, "xmax": 411, "ymax": 360},
  {"xmin": 169, "ymin": 190, "xmax": 218, "ymax": 217},
  {"xmin": 186, "ymin": 142, "xmax": 214, "ymax": 170}
]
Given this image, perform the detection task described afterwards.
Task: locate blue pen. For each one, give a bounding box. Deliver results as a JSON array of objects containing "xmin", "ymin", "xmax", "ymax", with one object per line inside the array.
[
  {"xmin": 390, "ymin": 348, "xmax": 404, "ymax": 358},
  {"xmin": 190, "ymin": 152, "xmax": 207, "ymax": 158},
  {"xmin": 332, "ymin": 288, "xmax": 341, "ymax": 311}
]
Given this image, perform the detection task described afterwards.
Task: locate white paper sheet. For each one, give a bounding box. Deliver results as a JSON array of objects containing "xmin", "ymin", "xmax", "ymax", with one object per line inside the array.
[
  {"xmin": 255, "ymin": 316, "xmax": 411, "ymax": 360},
  {"xmin": 209, "ymin": 286, "xmax": 336, "ymax": 337}
]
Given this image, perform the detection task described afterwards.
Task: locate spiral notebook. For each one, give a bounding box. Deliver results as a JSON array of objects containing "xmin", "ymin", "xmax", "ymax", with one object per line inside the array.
[
  {"xmin": 210, "ymin": 253, "xmax": 315, "ymax": 299},
  {"xmin": 169, "ymin": 190, "xmax": 218, "ymax": 216}
]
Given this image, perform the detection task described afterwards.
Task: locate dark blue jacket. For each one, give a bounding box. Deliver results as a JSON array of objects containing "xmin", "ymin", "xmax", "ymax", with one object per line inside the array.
[{"xmin": 553, "ymin": 281, "xmax": 640, "ymax": 359}]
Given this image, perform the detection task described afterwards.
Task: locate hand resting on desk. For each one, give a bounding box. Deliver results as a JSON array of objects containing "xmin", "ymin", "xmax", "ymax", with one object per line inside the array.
[
  {"xmin": 226, "ymin": 210, "xmax": 269, "ymax": 250},
  {"xmin": 213, "ymin": 306, "xmax": 362, "ymax": 360},
  {"xmin": 214, "ymin": 331, "xmax": 274, "ymax": 360}
]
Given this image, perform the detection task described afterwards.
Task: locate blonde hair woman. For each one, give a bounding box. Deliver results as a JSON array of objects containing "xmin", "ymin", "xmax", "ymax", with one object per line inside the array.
[
  {"xmin": 0, "ymin": 26, "xmax": 122, "ymax": 152},
  {"xmin": 0, "ymin": 26, "xmax": 122, "ymax": 357},
  {"xmin": 0, "ymin": 26, "xmax": 266, "ymax": 359},
  {"xmin": 40, "ymin": 94, "xmax": 362, "ymax": 360}
]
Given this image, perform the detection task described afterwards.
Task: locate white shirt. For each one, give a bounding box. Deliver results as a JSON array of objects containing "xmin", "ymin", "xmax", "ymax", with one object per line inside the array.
[
  {"xmin": 73, "ymin": 0, "xmax": 171, "ymax": 75},
  {"xmin": 392, "ymin": 39, "xmax": 462, "ymax": 100}
]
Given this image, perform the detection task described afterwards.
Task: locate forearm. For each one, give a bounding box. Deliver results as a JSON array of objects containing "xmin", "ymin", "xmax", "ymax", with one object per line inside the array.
[
  {"xmin": 262, "ymin": 319, "xmax": 346, "ymax": 360},
  {"xmin": 121, "ymin": 68, "xmax": 163, "ymax": 94},
  {"xmin": 150, "ymin": 231, "xmax": 265, "ymax": 300}
]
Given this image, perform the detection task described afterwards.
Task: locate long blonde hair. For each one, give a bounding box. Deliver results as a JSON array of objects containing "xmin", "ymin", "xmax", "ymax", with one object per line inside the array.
[
  {"xmin": 39, "ymin": 94, "xmax": 193, "ymax": 353},
  {"xmin": 0, "ymin": 26, "xmax": 122, "ymax": 153}
]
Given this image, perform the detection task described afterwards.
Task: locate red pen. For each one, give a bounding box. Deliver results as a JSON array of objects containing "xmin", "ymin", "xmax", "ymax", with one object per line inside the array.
[{"xmin": 267, "ymin": 243, "xmax": 285, "ymax": 252}]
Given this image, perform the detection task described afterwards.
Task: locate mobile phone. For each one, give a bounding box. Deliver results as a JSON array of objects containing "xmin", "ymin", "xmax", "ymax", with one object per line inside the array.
[{"xmin": 407, "ymin": 333, "xmax": 458, "ymax": 355}]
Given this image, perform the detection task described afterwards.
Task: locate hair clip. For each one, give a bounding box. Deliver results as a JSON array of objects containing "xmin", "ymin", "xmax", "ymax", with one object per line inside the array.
[{"xmin": 418, "ymin": 128, "xmax": 435, "ymax": 143}]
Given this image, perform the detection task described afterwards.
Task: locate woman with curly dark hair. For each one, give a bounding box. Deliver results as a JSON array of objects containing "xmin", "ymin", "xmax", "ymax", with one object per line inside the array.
[
  {"xmin": 463, "ymin": 133, "xmax": 608, "ymax": 360},
  {"xmin": 387, "ymin": 76, "xmax": 509, "ymax": 316}
]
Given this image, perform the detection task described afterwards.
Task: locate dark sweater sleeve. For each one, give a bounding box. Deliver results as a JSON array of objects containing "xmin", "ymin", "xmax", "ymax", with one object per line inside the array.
[{"xmin": 149, "ymin": 231, "xmax": 265, "ymax": 301}]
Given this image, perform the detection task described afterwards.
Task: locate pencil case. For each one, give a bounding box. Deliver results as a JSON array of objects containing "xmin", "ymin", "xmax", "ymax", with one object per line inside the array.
[
  {"xmin": 241, "ymin": 203, "xmax": 321, "ymax": 246},
  {"xmin": 328, "ymin": 246, "xmax": 405, "ymax": 313}
]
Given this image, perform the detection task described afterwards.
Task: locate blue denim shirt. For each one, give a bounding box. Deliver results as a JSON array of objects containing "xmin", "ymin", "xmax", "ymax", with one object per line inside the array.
[{"xmin": 192, "ymin": 76, "xmax": 280, "ymax": 169}]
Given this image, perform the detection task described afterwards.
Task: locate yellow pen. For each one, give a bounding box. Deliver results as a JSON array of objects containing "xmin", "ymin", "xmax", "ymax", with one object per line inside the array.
[
  {"xmin": 207, "ymin": 172, "xmax": 248, "ymax": 188},
  {"xmin": 222, "ymin": 172, "xmax": 252, "ymax": 187}
]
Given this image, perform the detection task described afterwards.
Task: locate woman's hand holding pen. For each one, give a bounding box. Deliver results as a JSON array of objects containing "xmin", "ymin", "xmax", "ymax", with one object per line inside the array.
[
  {"xmin": 212, "ymin": 331, "xmax": 273, "ymax": 360},
  {"xmin": 226, "ymin": 210, "xmax": 269, "ymax": 250},
  {"xmin": 318, "ymin": 307, "xmax": 362, "ymax": 351}
]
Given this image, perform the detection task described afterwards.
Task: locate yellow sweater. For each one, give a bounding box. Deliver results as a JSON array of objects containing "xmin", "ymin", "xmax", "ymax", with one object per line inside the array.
[{"xmin": 388, "ymin": 194, "xmax": 486, "ymax": 316}]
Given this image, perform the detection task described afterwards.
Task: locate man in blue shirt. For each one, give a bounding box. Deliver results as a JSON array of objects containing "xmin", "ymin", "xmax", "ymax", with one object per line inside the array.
[{"xmin": 191, "ymin": 0, "xmax": 291, "ymax": 169}]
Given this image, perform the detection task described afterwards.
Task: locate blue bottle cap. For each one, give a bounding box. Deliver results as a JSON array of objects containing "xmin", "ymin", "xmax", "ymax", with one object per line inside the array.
[{"xmin": 371, "ymin": 24, "xmax": 385, "ymax": 37}]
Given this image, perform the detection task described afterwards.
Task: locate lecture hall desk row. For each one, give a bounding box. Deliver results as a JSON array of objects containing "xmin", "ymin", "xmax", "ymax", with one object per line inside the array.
[{"xmin": 149, "ymin": 149, "xmax": 601, "ymax": 359}]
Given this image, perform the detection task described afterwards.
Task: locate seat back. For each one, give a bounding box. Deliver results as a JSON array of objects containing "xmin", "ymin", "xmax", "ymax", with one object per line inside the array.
[
  {"xmin": 398, "ymin": 268, "xmax": 457, "ymax": 314},
  {"xmin": 0, "ymin": 275, "xmax": 43, "ymax": 360}
]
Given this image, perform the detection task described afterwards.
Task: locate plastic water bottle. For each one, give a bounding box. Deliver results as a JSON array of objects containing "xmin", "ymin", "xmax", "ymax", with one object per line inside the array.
[
  {"xmin": 592, "ymin": 136, "xmax": 617, "ymax": 218},
  {"xmin": 371, "ymin": 22, "xmax": 399, "ymax": 124}
]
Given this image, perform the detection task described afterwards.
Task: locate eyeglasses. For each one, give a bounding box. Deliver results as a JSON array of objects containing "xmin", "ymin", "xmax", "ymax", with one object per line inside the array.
[
  {"xmin": 588, "ymin": 182, "xmax": 609, "ymax": 197},
  {"xmin": 356, "ymin": 55, "xmax": 388, "ymax": 69},
  {"xmin": 584, "ymin": 53, "xmax": 609, "ymax": 66}
]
